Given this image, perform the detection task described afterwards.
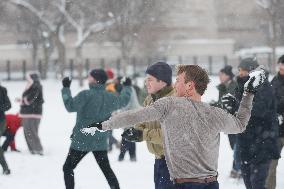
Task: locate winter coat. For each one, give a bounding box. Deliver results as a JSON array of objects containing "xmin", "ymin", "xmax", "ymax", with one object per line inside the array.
[
  {"xmin": 61, "ymin": 84, "xmax": 131, "ymax": 152},
  {"xmin": 236, "ymin": 77, "xmax": 280, "ymax": 164},
  {"xmin": 135, "ymin": 86, "xmax": 175, "ymax": 158},
  {"xmin": 0, "ymin": 86, "xmax": 11, "ymax": 122},
  {"xmin": 271, "ymin": 73, "xmax": 284, "ymax": 137},
  {"xmin": 5, "ymin": 114, "xmax": 22, "ymax": 134},
  {"xmin": 20, "ymin": 82, "xmax": 44, "ymax": 117}
]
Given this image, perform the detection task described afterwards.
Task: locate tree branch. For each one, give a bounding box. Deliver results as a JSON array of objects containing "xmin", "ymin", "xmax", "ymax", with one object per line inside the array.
[
  {"xmin": 76, "ymin": 18, "xmax": 116, "ymax": 47},
  {"xmin": 9, "ymin": 0, "xmax": 56, "ymax": 31}
]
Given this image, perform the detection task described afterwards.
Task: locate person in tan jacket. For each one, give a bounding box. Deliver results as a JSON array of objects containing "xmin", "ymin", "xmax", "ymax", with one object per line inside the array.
[{"xmin": 122, "ymin": 62, "xmax": 175, "ymax": 189}]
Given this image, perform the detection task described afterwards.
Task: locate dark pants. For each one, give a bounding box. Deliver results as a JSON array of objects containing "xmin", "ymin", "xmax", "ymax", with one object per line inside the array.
[
  {"xmin": 0, "ymin": 120, "xmax": 9, "ymax": 171},
  {"xmin": 118, "ymin": 138, "xmax": 136, "ymax": 160},
  {"xmin": 174, "ymin": 181, "xmax": 219, "ymax": 189},
  {"xmin": 241, "ymin": 160, "xmax": 271, "ymax": 189},
  {"xmin": 154, "ymin": 157, "xmax": 175, "ymax": 189},
  {"xmin": 2, "ymin": 130, "xmax": 15, "ymax": 151},
  {"xmin": 63, "ymin": 148, "xmax": 120, "ymax": 189},
  {"xmin": 228, "ymin": 134, "xmax": 236, "ymax": 150}
]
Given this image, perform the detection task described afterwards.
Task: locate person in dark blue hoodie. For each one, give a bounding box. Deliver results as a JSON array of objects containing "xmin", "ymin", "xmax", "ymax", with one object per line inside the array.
[
  {"xmin": 266, "ymin": 54, "xmax": 284, "ymax": 189},
  {"xmin": 234, "ymin": 58, "xmax": 280, "ymax": 189}
]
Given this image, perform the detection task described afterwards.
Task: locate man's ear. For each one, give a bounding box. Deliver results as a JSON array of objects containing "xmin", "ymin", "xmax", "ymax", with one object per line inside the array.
[{"xmin": 188, "ymin": 81, "xmax": 195, "ymax": 90}]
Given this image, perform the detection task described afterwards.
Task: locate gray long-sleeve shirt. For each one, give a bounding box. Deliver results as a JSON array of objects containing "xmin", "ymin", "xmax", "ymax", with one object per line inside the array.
[{"xmin": 102, "ymin": 94, "xmax": 254, "ymax": 179}]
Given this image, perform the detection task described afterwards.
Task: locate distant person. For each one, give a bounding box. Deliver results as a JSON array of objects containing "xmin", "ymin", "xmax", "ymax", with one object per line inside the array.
[
  {"xmin": 267, "ymin": 54, "xmax": 284, "ymax": 189},
  {"xmin": 0, "ymin": 82, "xmax": 11, "ymax": 175},
  {"xmin": 16, "ymin": 73, "xmax": 44, "ymax": 155},
  {"xmin": 2, "ymin": 114, "xmax": 22, "ymax": 152},
  {"xmin": 217, "ymin": 65, "xmax": 240, "ymax": 178},
  {"xmin": 105, "ymin": 69, "xmax": 120, "ymax": 151},
  {"xmin": 115, "ymin": 77, "xmax": 141, "ymax": 162}
]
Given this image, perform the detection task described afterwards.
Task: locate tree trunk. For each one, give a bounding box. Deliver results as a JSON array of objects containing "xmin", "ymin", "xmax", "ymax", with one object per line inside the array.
[
  {"xmin": 76, "ymin": 45, "xmax": 84, "ymax": 87},
  {"xmin": 270, "ymin": 13, "xmax": 277, "ymax": 74},
  {"xmin": 52, "ymin": 33, "xmax": 66, "ymax": 78},
  {"xmin": 42, "ymin": 43, "xmax": 49, "ymax": 79},
  {"xmin": 31, "ymin": 41, "xmax": 38, "ymax": 71}
]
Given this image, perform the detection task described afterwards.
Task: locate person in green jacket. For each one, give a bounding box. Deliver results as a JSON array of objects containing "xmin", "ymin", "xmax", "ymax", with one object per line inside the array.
[{"xmin": 61, "ymin": 69, "xmax": 131, "ymax": 189}]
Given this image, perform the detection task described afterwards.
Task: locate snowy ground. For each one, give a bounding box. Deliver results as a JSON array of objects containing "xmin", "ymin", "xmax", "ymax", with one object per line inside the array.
[{"xmin": 0, "ymin": 76, "xmax": 284, "ymax": 189}]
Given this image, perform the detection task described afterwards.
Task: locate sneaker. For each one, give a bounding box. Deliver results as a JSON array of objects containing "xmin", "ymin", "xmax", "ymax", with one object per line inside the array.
[
  {"xmin": 118, "ymin": 156, "xmax": 124, "ymax": 161},
  {"xmin": 11, "ymin": 149, "xmax": 21, "ymax": 153},
  {"xmin": 230, "ymin": 170, "xmax": 238, "ymax": 178},
  {"xmin": 3, "ymin": 169, "xmax": 11, "ymax": 175},
  {"xmin": 130, "ymin": 157, "xmax": 137, "ymax": 162}
]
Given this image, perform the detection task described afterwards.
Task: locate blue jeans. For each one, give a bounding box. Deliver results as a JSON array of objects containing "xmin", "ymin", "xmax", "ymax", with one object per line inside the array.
[
  {"xmin": 154, "ymin": 157, "xmax": 175, "ymax": 189},
  {"xmin": 174, "ymin": 181, "xmax": 219, "ymax": 189}
]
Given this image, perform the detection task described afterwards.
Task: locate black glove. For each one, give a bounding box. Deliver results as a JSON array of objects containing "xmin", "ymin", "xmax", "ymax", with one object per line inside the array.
[
  {"xmin": 121, "ymin": 128, "xmax": 143, "ymax": 142},
  {"xmin": 244, "ymin": 69, "xmax": 266, "ymax": 94},
  {"xmin": 220, "ymin": 93, "xmax": 238, "ymax": 115},
  {"xmin": 87, "ymin": 122, "xmax": 102, "ymax": 130},
  {"xmin": 62, "ymin": 77, "xmax": 72, "ymax": 88},
  {"xmin": 121, "ymin": 77, "xmax": 132, "ymax": 86}
]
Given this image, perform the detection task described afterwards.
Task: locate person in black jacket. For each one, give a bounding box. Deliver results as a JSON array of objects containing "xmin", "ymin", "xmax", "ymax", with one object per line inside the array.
[
  {"xmin": 0, "ymin": 83, "xmax": 11, "ymax": 175},
  {"xmin": 16, "ymin": 73, "xmax": 44, "ymax": 155},
  {"xmin": 234, "ymin": 58, "xmax": 280, "ymax": 189},
  {"xmin": 266, "ymin": 54, "xmax": 284, "ymax": 189}
]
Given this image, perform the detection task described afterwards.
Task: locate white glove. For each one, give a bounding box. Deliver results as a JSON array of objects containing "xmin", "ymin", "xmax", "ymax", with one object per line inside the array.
[{"xmin": 80, "ymin": 127, "xmax": 106, "ymax": 136}]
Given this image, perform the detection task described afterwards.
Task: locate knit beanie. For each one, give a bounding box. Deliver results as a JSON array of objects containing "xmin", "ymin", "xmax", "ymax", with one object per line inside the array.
[
  {"xmin": 29, "ymin": 73, "xmax": 40, "ymax": 82},
  {"xmin": 90, "ymin": 69, "xmax": 108, "ymax": 84},
  {"xmin": 146, "ymin": 62, "xmax": 172, "ymax": 86},
  {"xmin": 220, "ymin": 65, "xmax": 234, "ymax": 79},
  {"xmin": 238, "ymin": 57, "xmax": 259, "ymax": 72}
]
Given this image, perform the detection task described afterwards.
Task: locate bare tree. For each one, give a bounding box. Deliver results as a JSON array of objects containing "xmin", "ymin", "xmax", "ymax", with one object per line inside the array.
[
  {"xmin": 104, "ymin": 0, "xmax": 166, "ymax": 75},
  {"xmin": 9, "ymin": 0, "xmax": 116, "ymax": 86},
  {"xmin": 256, "ymin": 0, "xmax": 284, "ymax": 70},
  {"xmin": 57, "ymin": 0, "xmax": 116, "ymax": 86},
  {"xmin": 9, "ymin": 0, "xmax": 67, "ymax": 78}
]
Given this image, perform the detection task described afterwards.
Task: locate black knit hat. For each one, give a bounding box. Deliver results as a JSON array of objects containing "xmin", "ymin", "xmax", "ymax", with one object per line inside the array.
[
  {"xmin": 238, "ymin": 57, "xmax": 259, "ymax": 72},
  {"xmin": 146, "ymin": 62, "xmax": 172, "ymax": 86},
  {"xmin": 29, "ymin": 73, "xmax": 40, "ymax": 82},
  {"xmin": 220, "ymin": 65, "xmax": 234, "ymax": 79},
  {"xmin": 90, "ymin": 69, "xmax": 108, "ymax": 84}
]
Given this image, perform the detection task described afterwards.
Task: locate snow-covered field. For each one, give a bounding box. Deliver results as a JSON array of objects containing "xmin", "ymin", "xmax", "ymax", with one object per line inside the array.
[{"xmin": 0, "ymin": 76, "xmax": 284, "ymax": 189}]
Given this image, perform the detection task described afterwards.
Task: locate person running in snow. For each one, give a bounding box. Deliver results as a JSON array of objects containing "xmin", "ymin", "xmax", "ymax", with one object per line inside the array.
[
  {"xmin": 2, "ymin": 113, "xmax": 22, "ymax": 152},
  {"xmin": 0, "ymin": 82, "xmax": 11, "ymax": 175},
  {"xmin": 61, "ymin": 69, "xmax": 132, "ymax": 189},
  {"xmin": 83, "ymin": 64, "xmax": 266, "ymax": 189},
  {"xmin": 16, "ymin": 73, "xmax": 44, "ymax": 155},
  {"xmin": 233, "ymin": 58, "xmax": 280, "ymax": 189}
]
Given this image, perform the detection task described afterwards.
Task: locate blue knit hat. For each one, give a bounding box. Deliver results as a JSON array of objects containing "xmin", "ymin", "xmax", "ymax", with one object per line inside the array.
[{"xmin": 146, "ymin": 62, "xmax": 172, "ymax": 86}]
